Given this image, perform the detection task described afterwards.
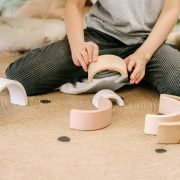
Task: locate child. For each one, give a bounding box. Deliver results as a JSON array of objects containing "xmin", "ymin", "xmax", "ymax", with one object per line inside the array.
[{"xmin": 6, "ymin": 0, "xmax": 180, "ymax": 96}]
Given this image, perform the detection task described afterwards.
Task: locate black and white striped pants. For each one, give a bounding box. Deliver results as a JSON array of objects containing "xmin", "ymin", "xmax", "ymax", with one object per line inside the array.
[{"xmin": 6, "ymin": 28, "xmax": 180, "ymax": 96}]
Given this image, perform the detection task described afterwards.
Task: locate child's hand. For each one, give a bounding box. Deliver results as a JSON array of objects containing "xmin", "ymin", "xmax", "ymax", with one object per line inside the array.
[
  {"xmin": 72, "ymin": 42, "xmax": 99, "ymax": 72},
  {"xmin": 124, "ymin": 51, "xmax": 150, "ymax": 84}
]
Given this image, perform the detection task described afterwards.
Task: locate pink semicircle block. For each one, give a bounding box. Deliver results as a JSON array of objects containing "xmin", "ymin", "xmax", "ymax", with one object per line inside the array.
[{"xmin": 70, "ymin": 97, "xmax": 112, "ymax": 131}]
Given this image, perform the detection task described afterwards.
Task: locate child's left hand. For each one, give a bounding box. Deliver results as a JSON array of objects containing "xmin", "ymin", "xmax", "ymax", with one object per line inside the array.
[{"xmin": 124, "ymin": 51, "xmax": 150, "ymax": 84}]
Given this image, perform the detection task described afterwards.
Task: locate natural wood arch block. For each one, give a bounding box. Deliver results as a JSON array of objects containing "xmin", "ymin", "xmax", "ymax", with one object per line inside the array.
[
  {"xmin": 0, "ymin": 78, "xmax": 28, "ymax": 106},
  {"xmin": 157, "ymin": 122, "xmax": 180, "ymax": 144},
  {"xmin": 70, "ymin": 97, "xmax": 112, "ymax": 131},
  {"xmin": 92, "ymin": 89, "xmax": 124, "ymax": 108},
  {"xmin": 144, "ymin": 94, "xmax": 180, "ymax": 144},
  {"xmin": 88, "ymin": 55, "xmax": 128, "ymax": 82}
]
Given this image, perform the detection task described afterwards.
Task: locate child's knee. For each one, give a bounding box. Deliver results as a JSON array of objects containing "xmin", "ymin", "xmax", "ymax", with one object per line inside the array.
[
  {"xmin": 6, "ymin": 61, "xmax": 20, "ymax": 82},
  {"xmin": 157, "ymin": 72, "xmax": 180, "ymax": 96},
  {"xmin": 6, "ymin": 62, "xmax": 34, "ymax": 96}
]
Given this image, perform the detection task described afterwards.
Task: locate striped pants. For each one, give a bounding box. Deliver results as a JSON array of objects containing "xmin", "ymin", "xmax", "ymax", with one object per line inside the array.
[{"xmin": 6, "ymin": 28, "xmax": 180, "ymax": 96}]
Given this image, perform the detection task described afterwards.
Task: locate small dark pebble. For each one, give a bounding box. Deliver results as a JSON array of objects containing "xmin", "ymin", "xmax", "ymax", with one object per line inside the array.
[
  {"xmin": 40, "ymin": 99, "xmax": 51, "ymax": 104},
  {"xmin": 58, "ymin": 136, "xmax": 71, "ymax": 142},
  {"xmin": 155, "ymin": 148, "xmax": 167, "ymax": 153}
]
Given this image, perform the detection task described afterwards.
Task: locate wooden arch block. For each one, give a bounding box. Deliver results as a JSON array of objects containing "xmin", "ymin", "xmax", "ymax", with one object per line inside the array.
[
  {"xmin": 70, "ymin": 97, "xmax": 112, "ymax": 131},
  {"xmin": 70, "ymin": 89, "xmax": 124, "ymax": 131},
  {"xmin": 88, "ymin": 55, "xmax": 128, "ymax": 83},
  {"xmin": 0, "ymin": 78, "xmax": 28, "ymax": 106},
  {"xmin": 92, "ymin": 89, "xmax": 124, "ymax": 108},
  {"xmin": 157, "ymin": 122, "xmax": 180, "ymax": 144},
  {"xmin": 144, "ymin": 94, "xmax": 180, "ymax": 144}
]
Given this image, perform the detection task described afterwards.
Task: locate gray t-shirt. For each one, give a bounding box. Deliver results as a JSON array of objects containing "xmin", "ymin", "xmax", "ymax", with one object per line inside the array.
[{"xmin": 86, "ymin": 0, "xmax": 164, "ymax": 45}]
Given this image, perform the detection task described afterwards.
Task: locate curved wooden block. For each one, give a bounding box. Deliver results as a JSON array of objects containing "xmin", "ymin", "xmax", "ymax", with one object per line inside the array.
[
  {"xmin": 144, "ymin": 94, "xmax": 180, "ymax": 143},
  {"xmin": 92, "ymin": 89, "xmax": 124, "ymax": 108},
  {"xmin": 157, "ymin": 122, "xmax": 180, "ymax": 144},
  {"xmin": 88, "ymin": 55, "xmax": 128, "ymax": 83},
  {"xmin": 0, "ymin": 78, "xmax": 28, "ymax": 106},
  {"xmin": 70, "ymin": 97, "xmax": 112, "ymax": 131},
  {"xmin": 144, "ymin": 113, "xmax": 180, "ymax": 135},
  {"xmin": 159, "ymin": 94, "xmax": 180, "ymax": 114}
]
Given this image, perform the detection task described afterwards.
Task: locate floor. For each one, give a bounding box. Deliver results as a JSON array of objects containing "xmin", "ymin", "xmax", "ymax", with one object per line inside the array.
[{"xmin": 0, "ymin": 54, "xmax": 180, "ymax": 180}]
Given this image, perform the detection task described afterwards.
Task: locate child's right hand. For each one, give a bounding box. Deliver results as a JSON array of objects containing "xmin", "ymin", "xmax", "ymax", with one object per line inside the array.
[{"xmin": 72, "ymin": 42, "xmax": 99, "ymax": 72}]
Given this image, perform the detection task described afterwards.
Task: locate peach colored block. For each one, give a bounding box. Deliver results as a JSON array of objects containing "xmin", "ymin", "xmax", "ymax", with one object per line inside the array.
[
  {"xmin": 144, "ymin": 94, "xmax": 180, "ymax": 135},
  {"xmin": 157, "ymin": 122, "xmax": 180, "ymax": 144},
  {"xmin": 70, "ymin": 97, "xmax": 112, "ymax": 131},
  {"xmin": 88, "ymin": 55, "xmax": 128, "ymax": 83}
]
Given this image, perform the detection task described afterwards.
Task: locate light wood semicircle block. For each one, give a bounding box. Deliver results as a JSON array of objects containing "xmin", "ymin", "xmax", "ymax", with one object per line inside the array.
[{"xmin": 88, "ymin": 55, "xmax": 128, "ymax": 83}]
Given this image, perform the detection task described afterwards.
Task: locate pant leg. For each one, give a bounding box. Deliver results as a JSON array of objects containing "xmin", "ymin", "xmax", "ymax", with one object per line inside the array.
[
  {"xmin": 5, "ymin": 28, "xmax": 131, "ymax": 96},
  {"xmin": 144, "ymin": 44, "xmax": 180, "ymax": 96},
  {"xmin": 6, "ymin": 36, "xmax": 84, "ymax": 96}
]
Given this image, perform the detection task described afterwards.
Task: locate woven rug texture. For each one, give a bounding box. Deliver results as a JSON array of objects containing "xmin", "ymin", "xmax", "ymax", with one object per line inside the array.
[{"xmin": 0, "ymin": 54, "xmax": 180, "ymax": 180}]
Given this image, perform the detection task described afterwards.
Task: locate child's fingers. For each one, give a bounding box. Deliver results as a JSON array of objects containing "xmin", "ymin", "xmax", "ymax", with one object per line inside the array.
[
  {"xmin": 124, "ymin": 57, "xmax": 130, "ymax": 65},
  {"xmin": 127, "ymin": 59, "xmax": 136, "ymax": 72},
  {"xmin": 86, "ymin": 43, "xmax": 93, "ymax": 62},
  {"xmin": 77, "ymin": 54, "xmax": 88, "ymax": 72},
  {"xmin": 92, "ymin": 44, "xmax": 99, "ymax": 62},
  {"xmin": 73, "ymin": 58, "xmax": 81, "ymax": 66},
  {"xmin": 130, "ymin": 63, "xmax": 141, "ymax": 82},
  {"xmin": 81, "ymin": 49, "xmax": 89, "ymax": 65},
  {"xmin": 134, "ymin": 70, "xmax": 145, "ymax": 84},
  {"xmin": 133, "ymin": 66, "xmax": 144, "ymax": 80}
]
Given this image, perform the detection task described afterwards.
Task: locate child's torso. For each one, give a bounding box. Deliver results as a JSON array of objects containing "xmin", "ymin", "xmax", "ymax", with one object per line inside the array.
[{"xmin": 86, "ymin": 0, "xmax": 164, "ymax": 45}]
